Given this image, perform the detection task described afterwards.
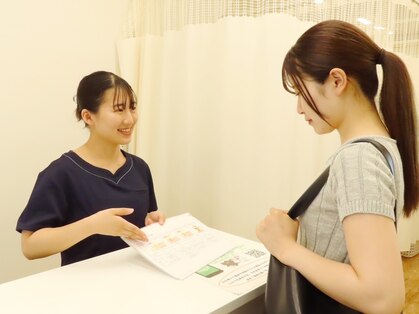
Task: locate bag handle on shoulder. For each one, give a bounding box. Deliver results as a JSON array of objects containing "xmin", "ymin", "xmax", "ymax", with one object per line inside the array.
[{"xmin": 287, "ymin": 139, "xmax": 395, "ymax": 220}]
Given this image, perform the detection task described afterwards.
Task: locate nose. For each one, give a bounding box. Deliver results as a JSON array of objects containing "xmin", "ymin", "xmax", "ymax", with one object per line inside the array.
[
  {"xmin": 122, "ymin": 109, "xmax": 136, "ymax": 125},
  {"xmin": 296, "ymin": 96, "xmax": 304, "ymax": 115}
]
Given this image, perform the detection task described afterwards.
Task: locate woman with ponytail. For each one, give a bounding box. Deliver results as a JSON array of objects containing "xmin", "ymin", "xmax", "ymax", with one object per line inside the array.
[{"xmin": 257, "ymin": 20, "xmax": 417, "ymax": 313}]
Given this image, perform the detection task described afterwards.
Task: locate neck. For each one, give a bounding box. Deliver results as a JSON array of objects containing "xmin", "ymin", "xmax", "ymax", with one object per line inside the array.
[
  {"xmin": 84, "ymin": 140, "xmax": 121, "ymax": 158},
  {"xmin": 338, "ymin": 108, "xmax": 389, "ymax": 144},
  {"xmin": 74, "ymin": 137, "xmax": 125, "ymax": 173},
  {"xmin": 336, "ymin": 88, "xmax": 389, "ymax": 143}
]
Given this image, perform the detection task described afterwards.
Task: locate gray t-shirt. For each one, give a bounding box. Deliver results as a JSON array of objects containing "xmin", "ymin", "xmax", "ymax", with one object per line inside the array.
[{"xmin": 299, "ymin": 136, "xmax": 404, "ymax": 264}]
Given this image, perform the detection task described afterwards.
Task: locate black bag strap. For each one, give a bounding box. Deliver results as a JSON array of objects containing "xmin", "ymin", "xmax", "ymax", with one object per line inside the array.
[
  {"xmin": 287, "ymin": 139, "xmax": 395, "ymax": 220},
  {"xmin": 352, "ymin": 139, "xmax": 395, "ymax": 176}
]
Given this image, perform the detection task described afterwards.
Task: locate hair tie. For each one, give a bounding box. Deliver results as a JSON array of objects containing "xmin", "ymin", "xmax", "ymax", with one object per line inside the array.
[{"xmin": 376, "ymin": 48, "xmax": 386, "ymax": 65}]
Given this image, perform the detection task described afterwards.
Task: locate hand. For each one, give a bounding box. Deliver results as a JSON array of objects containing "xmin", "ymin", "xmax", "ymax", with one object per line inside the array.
[
  {"xmin": 256, "ymin": 208, "xmax": 299, "ymax": 264},
  {"xmin": 145, "ymin": 210, "xmax": 166, "ymax": 226},
  {"xmin": 88, "ymin": 208, "xmax": 148, "ymax": 241}
]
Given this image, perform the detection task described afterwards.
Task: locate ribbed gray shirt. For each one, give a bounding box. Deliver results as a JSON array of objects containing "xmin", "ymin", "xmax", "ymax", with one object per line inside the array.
[{"xmin": 299, "ymin": 136, "xmax": 404, "ymax": 263}]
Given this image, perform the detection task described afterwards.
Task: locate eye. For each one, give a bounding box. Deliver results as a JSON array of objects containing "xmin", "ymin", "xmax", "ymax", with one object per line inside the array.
[
  {"xmin": 114, "ymin": 104, "xmax": 125, "ymax": 112},
  {"xmin": 130, "ymin": 102, "xmax": 137, "ymax": 111}
]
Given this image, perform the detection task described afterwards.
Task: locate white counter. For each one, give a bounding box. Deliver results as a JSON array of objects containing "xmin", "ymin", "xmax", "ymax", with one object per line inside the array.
[{"xmin": 0, "ymin": 238, "xmax": 267, "ymax": 314}]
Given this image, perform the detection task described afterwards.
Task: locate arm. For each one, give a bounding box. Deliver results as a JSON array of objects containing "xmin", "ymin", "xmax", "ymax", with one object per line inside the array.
[
  {"xmin": 257, "ymin": 210, "xmax": 404, "ymax": 314},
  {"xmin": 21, "ymin": 207, "xmax": 148, "ymax": 260}
]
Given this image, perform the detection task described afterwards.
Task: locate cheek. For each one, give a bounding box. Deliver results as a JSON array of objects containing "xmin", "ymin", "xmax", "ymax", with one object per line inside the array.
[
  {"xmin": 303, "ymin": 103, "xmax": 318, "ymax": 118},
  {"xmin": 133, "ymin": 112, "xmax": 139, "ymax": 123}
]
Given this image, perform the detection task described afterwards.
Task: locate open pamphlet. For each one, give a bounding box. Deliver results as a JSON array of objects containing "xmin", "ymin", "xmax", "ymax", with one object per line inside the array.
[
  {"xmin": 196, "ymin": 242, "xmax": 270, "ymax": 295},
  {"xmin": 122, "ymin": 213, "xmax": 239, "ymax": 280}
]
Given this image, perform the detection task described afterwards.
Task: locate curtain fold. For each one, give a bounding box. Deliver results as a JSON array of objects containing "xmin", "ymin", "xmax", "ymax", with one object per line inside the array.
[{"xmin": 118, "ymin": 0, "xmax": 419, "ymax": 256}]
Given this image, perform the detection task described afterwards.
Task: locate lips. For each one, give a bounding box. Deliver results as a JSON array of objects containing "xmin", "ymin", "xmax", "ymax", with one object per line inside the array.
[{"xmin": 118, "ymin": 128, "xmax": 132, "ymax": 135}]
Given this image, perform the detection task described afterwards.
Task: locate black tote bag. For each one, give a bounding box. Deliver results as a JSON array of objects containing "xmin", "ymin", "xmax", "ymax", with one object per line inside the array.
[{"xmin": 265, "ymin": 139, "xmax": 395, "ymax": 314}]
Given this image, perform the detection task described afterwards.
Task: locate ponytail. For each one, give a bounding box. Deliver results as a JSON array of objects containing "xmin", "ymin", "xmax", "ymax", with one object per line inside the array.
[{"xmin": 379, "ymin": 51, "xmax": 418, "ymax": 216}]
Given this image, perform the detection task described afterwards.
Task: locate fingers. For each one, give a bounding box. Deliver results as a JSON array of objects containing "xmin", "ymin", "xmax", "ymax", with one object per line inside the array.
[
  {"xmin": 109, "ymin": 207, "xmax": 134, "ymax": 216},
  {"xmin": 259, "ymin": 208, "xmax": 286, "ymax": 232},
  {"xmin": 269, "ymin": 207, "xmax": 288, "ymax": 215},
  {"xmin": 255, "ymin": 220, "xmax": 265, "ymax": 240},
  {"xmin": 269, "ymin": 208, "xmax": 289, "ymax": 217},
  {"xmin": 145, "ymin": 211, "xmax": 166, "ymax": 226},
  {"xmin": 269, "ymin": 207, "xmax": 280, "ymax": 215},
  {"xmin": 145, "ymin": 216, "xmax": 153, "ymax": 226},
  {"xmin": 124, "ymin": 223, "xmax": 148, "ymax": 242},
  {"xmin": 96, "ymin": 208, "xmax": 149, "ymax": 241},
  {"xmin": 157, "ymin": 212, "xmax": 166, "ymax": 225}
]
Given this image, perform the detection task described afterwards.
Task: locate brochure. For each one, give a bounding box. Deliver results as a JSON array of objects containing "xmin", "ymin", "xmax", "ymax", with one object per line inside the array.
[
  {"xmin": 196, "ymin": 242, "xmax": 270, "ymax": 295},
  {"xmin": 122, "ymin": 213, "xmax": 239, "ymax": 280}
]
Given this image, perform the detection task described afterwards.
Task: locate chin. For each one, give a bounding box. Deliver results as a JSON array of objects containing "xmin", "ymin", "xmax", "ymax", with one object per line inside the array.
[
  {"xmin": 314, "ymin": 127, "xmax": 334, "ymax": 135},
  {"xmin": 121, "ymin": 140, "xmax": 132, "ymax": 146},
  {"xmin": 115, "ymin": 138, "xmax": 132, "ymax": 146}
]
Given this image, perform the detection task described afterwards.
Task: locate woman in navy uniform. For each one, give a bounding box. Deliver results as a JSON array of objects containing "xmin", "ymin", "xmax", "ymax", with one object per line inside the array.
[{"xmin": 17, "ymin": 71, "xmax": 165, "ymax": 265}]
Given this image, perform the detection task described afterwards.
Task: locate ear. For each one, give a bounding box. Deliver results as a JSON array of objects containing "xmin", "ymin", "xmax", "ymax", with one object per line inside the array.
[
  {"xmin": 80, "ymin": 109, "xmax": 95, "ymax": 126},
  {"xmin": 328, "ymin": 68, "xmax": 347, "ymax": 95}
]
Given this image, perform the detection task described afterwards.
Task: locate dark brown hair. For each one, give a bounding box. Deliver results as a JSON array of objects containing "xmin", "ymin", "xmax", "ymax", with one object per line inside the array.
[
  {"xmin": 282, "ymin": 20, "xmax": 418, "ymax": 216},
  {"xmin": 75, "ymin": 71, "xmax": 137, "ymax": 122}
]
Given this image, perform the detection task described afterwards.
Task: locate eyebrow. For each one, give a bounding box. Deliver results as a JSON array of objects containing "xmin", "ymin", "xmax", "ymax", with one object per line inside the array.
[{"xmin": 113, "ymin": 101, "xmax": 137, "ymax": 110}]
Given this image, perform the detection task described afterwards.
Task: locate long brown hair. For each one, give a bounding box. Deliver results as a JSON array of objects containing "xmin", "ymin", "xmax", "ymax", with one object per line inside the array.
[{"xmin": 282, "ymin": 20, "xmax": 418, "ymax": 216}]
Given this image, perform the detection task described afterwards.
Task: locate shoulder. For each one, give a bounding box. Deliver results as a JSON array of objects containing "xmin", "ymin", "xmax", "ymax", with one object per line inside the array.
[
  {"xmin": 123, "ymin": 151, "xmax": 147, "ymax": 165},
  {"xmin": 328, "ymin": 136, "xmax": 397, "ymax": 177},
  {"xmin": 38, "ymin": 152, "xmax": 76, "ymax": 178},
  {"xmin": 27, "ymin": 152, "xmax": 79, "ymax": 195},
  {"xmin": 327, "ymin": 136, "xmax": 400, "ymax": 220},
  {"xmin": 123, "ymin": 151, "xmax": 152, "ymax": 172}
]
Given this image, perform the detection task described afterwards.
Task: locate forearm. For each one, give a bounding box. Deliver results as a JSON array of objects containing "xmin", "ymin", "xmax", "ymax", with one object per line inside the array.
[
  {"xmin": 21, "ymin": 217, "xmax": 95, "ymax": 260},
  {"xmin": 284, "ymin": 244, "xmax": 404, "ymax": 314}
]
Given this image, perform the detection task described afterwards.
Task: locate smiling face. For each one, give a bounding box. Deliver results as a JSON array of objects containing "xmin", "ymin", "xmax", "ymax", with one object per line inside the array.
[{"xmin": 83, "ymin": 87, "xmax": 138, "ymax": 146}]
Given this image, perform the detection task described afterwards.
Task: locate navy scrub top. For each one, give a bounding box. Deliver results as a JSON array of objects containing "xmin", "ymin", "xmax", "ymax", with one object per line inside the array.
[{"xmin": 17, "ymin": 150, "xmax": 158, "ymax": 265}]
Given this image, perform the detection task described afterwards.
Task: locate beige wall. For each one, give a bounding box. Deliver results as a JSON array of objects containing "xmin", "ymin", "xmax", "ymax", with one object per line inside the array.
[{"xmin": 0, "ymin": 0, "xmax": 130, "ymax": 284}]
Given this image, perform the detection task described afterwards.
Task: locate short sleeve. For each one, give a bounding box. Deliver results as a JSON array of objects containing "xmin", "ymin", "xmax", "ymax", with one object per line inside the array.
[
  {"xmin": 330, "ymin": 143, "xmax": 396, "ymax": 222},
  {"xmin": 16, "ymin": 167, "xmax": 68, "ymax": 232}
]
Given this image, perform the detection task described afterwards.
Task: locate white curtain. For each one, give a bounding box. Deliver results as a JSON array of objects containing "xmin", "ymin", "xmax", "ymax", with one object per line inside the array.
[{"xmin": 118, "ymin": 0, "xmax": 419, "ymax": 256}]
